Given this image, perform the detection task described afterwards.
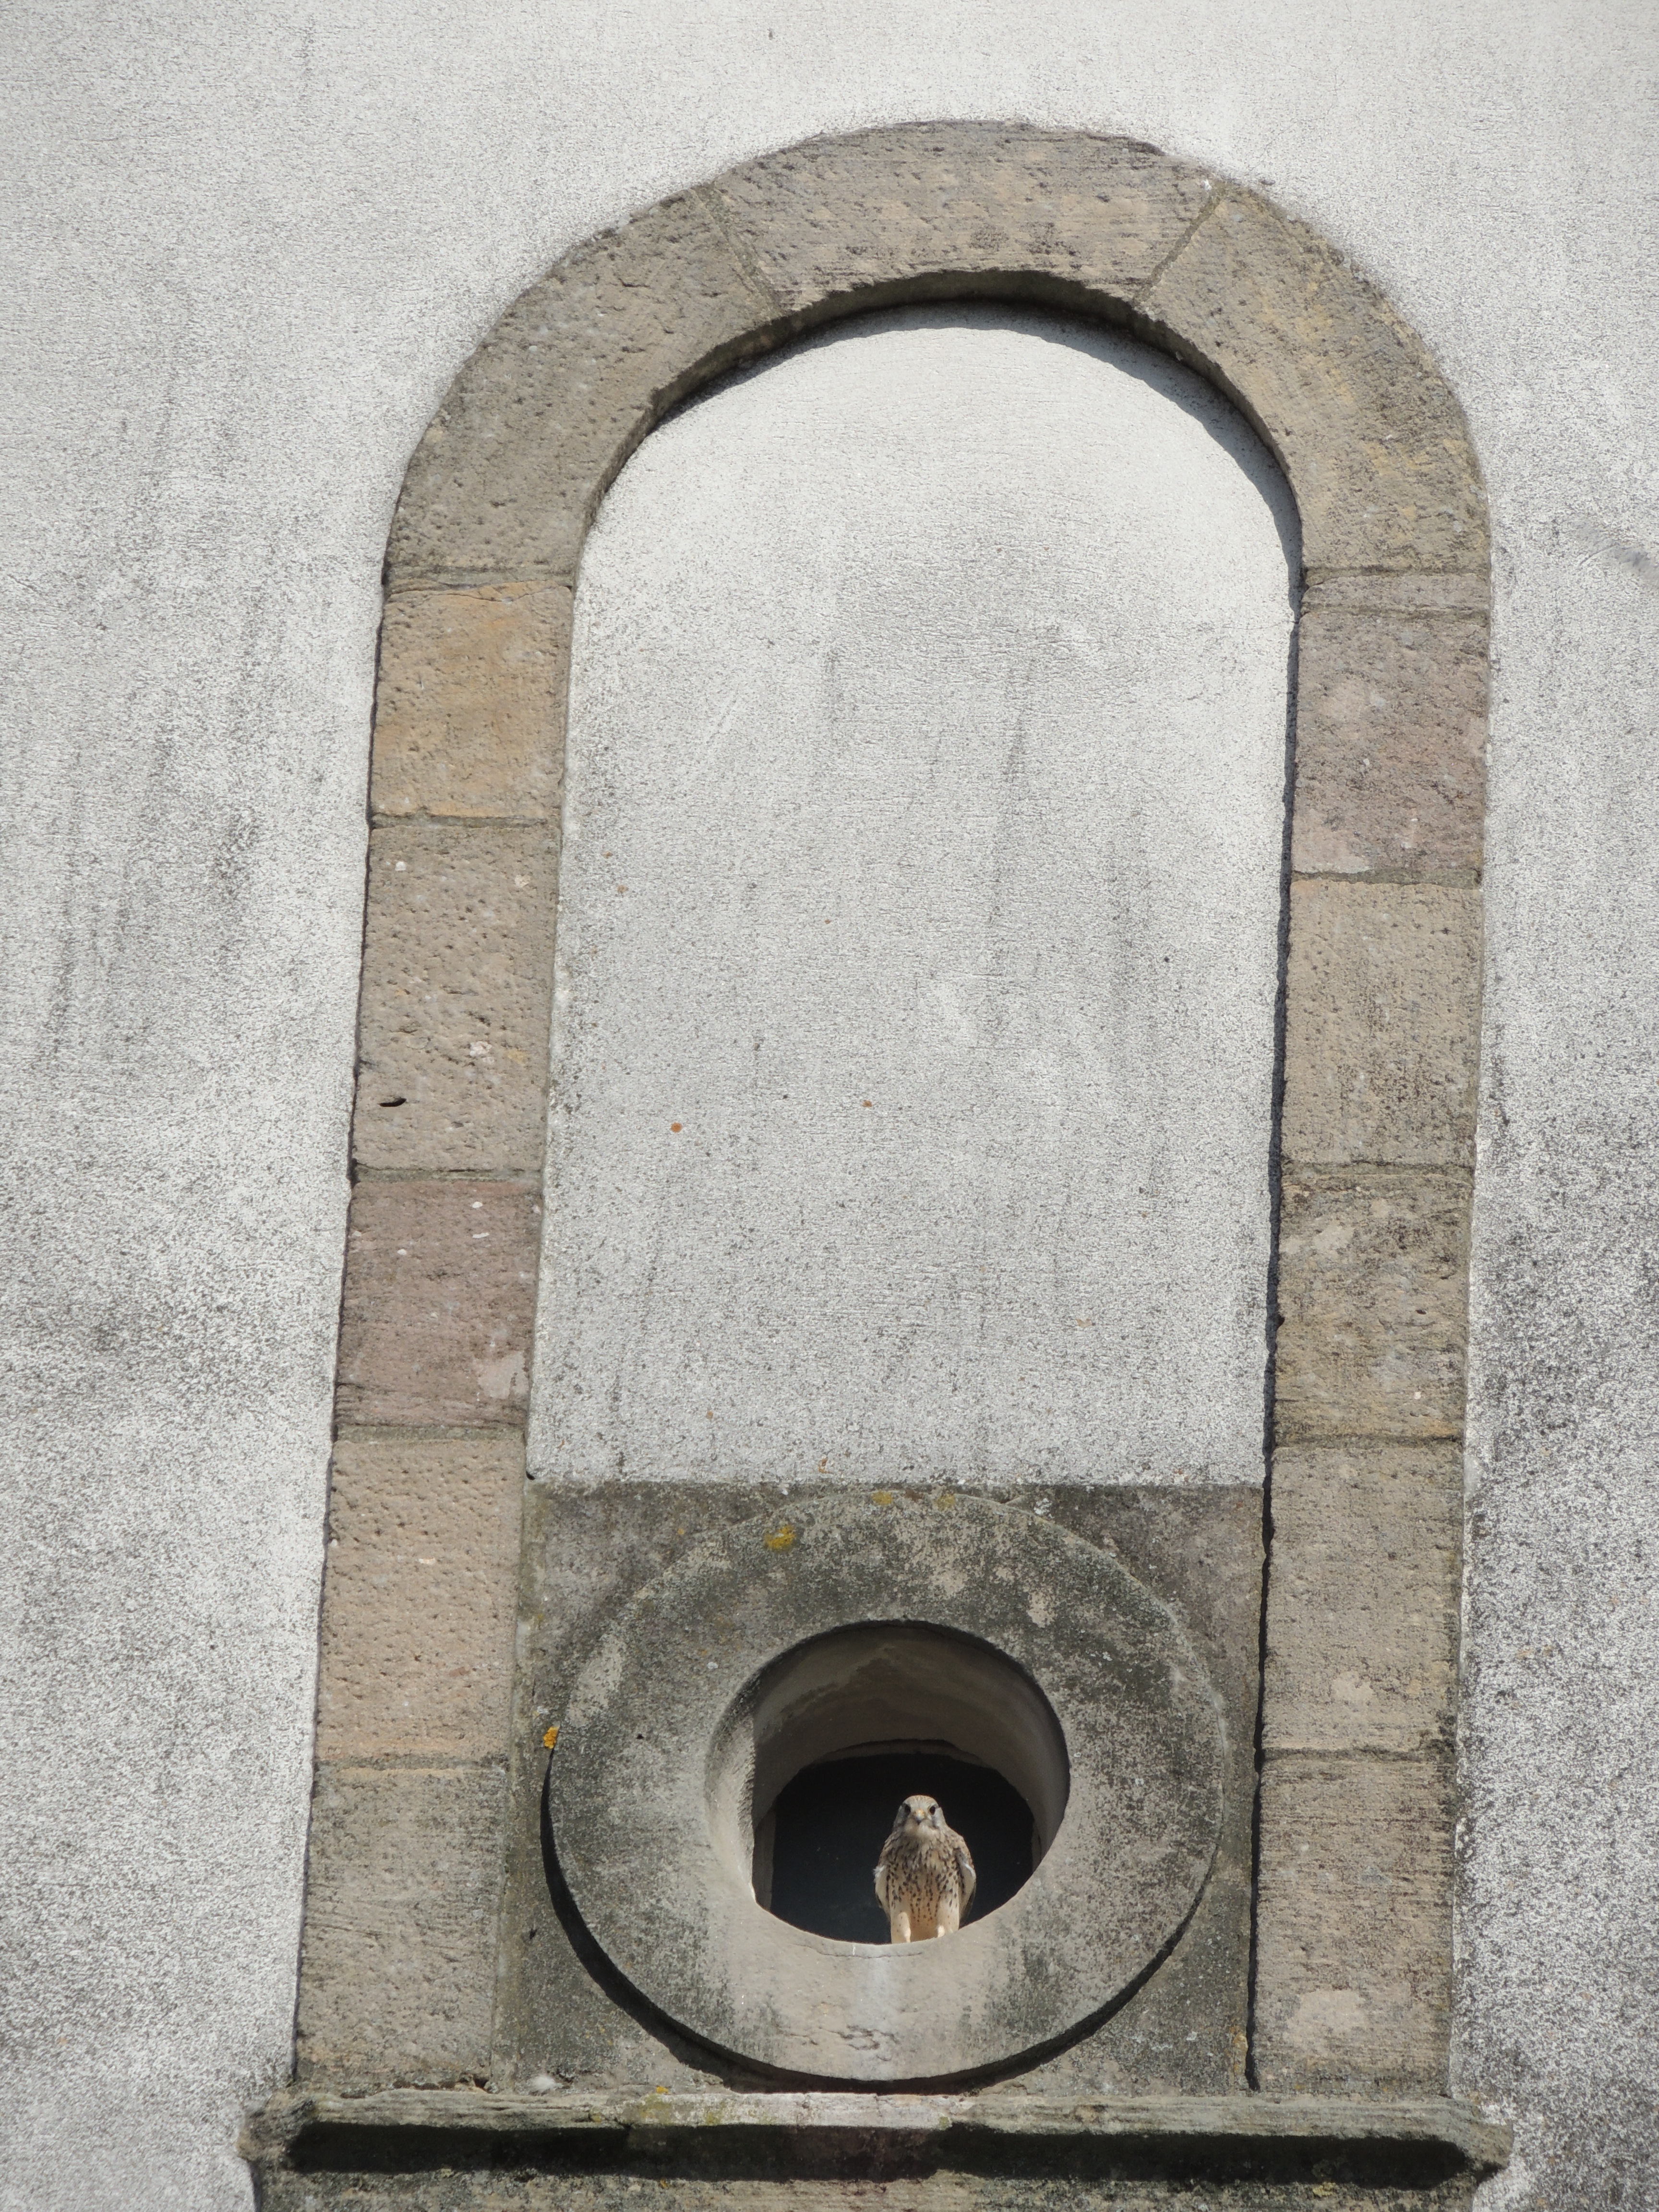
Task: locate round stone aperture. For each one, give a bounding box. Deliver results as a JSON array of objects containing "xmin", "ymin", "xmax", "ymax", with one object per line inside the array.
[{"xmin": 545, "ymin": 1491, "xmax": 1225, "ymax": 2083}]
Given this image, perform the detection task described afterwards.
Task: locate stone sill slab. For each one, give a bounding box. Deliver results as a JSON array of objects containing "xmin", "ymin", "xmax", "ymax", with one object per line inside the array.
[{"xmin": 245, "ymin": 2087, "xmax": 1510, "ymax": 2178}]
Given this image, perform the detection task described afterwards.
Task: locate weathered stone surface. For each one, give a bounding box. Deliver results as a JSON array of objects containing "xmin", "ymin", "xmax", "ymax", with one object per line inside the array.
[
  {"xmin": 336, "ymin": 1179, "xmax": 541, "ymax": 1427},
  {"xmin": 1281, "ymin": 882, "xmax": 1481, "ymax": 1167},
  {"xmin": 501, "ymin": 1483, "xmax": 1261, "ymax": 2101},
  {"xmin": 316, "ymin": 1433, "xmax": 525, "ymax": 1761},
  {"xmin": 711, "ymin": 123, "xmax": 1213, "ymax": 313},
  {"xmin": 247, "ymin": 2087, "xmax": 1504, "ymax": 2208},
  {"xmin": 542, "ymin": 1492, "xmax": 1222, "ymax": 2084},
  {"xmin": 296, "ymin": 1763, "xmax": 508, "ymax": 2086},
  {"xmin": 1254, "ymin": 1755, "xmax": 1453, "ymax": 2094},
  {"xmin": 257, "ymin": 2164, "xmax": 1481, "ymax": 2211},
  {"xmin": 1142, "ymin": 192, "xmax": 1487, "ymax": 575},
  {"xmin": 388, "ymin": 196, "xmax": 768, "ymax": 580},
  {"xmin": 1292, "ymin": 611, "xmax": 1488, "ymax": 877},
  {"xmin": 1274, "ymin": 1169, "xmax": 1468, "ymax": 1442},
  {"xmin": 351, "ymin": 824, "xmax": 556, "ymax": 1174},
  {"xmin": 373, "ymin": 583, "xmax": 570, "ymax": 822},
  {"xmin": 1265, "ymin": 1444, "xmax": 1460, "ymax": 1755}
]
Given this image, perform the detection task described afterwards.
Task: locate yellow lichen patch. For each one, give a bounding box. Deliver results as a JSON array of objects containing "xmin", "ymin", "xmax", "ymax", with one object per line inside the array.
[
  {"xmin": 543, "ymin": 1725, "xmax": 560, "ymax": 1750},
  {"xmin": 871, "ymin": 1490, "xmax": 895, "ymax": 1506},
  {"xmin": 763, "ymin": 1524, "xmax": 796, "ymax": 1551},
  {"xmin": 934, "ymin": 1491, "xmax": 955, "ymax": 1509}
]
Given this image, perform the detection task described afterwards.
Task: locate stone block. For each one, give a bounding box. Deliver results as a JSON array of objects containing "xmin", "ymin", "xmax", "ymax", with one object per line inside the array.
[
  {"xmin": 1274, "ymin": 1168, "xmax": 1468, "ymax": 1442},
  {"xmin": 335, "ymin": 1179, "xmax": 541, "ymax": 1428},
  {"xmin": 1281, "ymin": 881, "xmax": 1481, "ymax": 1166},
  {"xmin": 1254, "ymin": 1754, "xmax": 1452, "ymax": 2093},
  {"xmin": 296, "ymin": 1762, "xmax": 507, "ymax": 2086},
  {"xmin": 388, "ymin": 195, "xmax": 768, "ymax": 580},
  {"xmin": 1142, "ymin": 192, "xmax": 1487, "ymax": 574},
  {"xmin": 1292, "ymin": 609, "xmax": 1488, "ymax": 877},
  {"xmin": 711, "ymin": 122, "xmax": 1213, "ymax": 314},
  {"xmin": 316, "ymin": 1433, "xmax": 526, "ymax": 1761},
  {"xmin": 1265, "ymin": 1443, "xmax": 1460, "ymax": 1755},
  {"xmin": 373, "ymin": 583, "xmax": 569, "ymax": 821},
  {"xmin": 351, "ymin": 823, "xmax": 556, "ymax": 1174}
]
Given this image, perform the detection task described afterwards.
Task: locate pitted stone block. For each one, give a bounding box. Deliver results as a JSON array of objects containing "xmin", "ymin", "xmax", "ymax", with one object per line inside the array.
[
  {"xmin": 1274, "ymin": 1168, "xmax": 1469, "ymax": 1442},
  {"xmin": 1141, "ymin": 192, "xmax": 1488, "ymax": 574},
  {"xmin": 352, "ymin": 822, "xmax": 556, "ymax": 1173},
  {"xmin": 316, "ymin": 1432, "xmax": 525, "ymax": 1761},
  {"xmin": 1254, "ymin": 1755, "xmax": 1453, "ymax": 2094},
  {"xmin": 373, "ymin": 582, "xmax": 570, "ymax": 823},
  {"xmin": 1281, "ymin": 881, "xmax": 1482, "ymax": 1167},
  {"xmin": 1265, "ymin": 1443, "xmax": 1460, "ymax": 1755},
  {"xmin": 296, "ymin": 1763, "xmax": 508, "ymax": 2087},
  {"xmin": 708, "ymin": 122, "xmax": 1213, "ymax": 313},
  {"xmin": 388, "ymin": 195, "xmax": 772, "ymax": 582},
  {"xmin": 1292, "ymin": 608, "xmax": 1488, "ymax": 878},
  {"xmin": 336, "ymin": 1179, "xmax": 541, "ymax": 1427}
]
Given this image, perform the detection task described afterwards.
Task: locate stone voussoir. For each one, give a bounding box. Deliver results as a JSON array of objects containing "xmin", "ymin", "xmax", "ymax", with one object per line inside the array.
[
  {"xmin": 1265, "ymin": 1442, "xmax": 1461, "ymax": 1756},
  {"xmin": 1274, "ymin": 1166, "xmax": 1469, "ymax": 1443},
  {"xmin": 336, "ymin": 1178, "xmax": 541, "ymax": 1429},
  {"xmin": 1141, "ymin": 190, "xmax": 1487, "ymax": 575},
  {"xmin": 296, "ymin": 1761, "xmax": 508, "ymax": 2088},
  {"xmin": 352, "ymin": 821, "xmax": 556, "ymax": 1174},
  {"xmin": 316, "ymin": 1431, "xmax": 526, "ymax": 1763},
  {"xmin": 387, "ymin": 193, "xmax": 776, "ymax": 582},
  {"xmin": 1254, "ymin": 1753, "xmax": 1453, "ymax": 2096},
  {"xmin": 1292, "ymin": 605, "xmax": 1488, "ymax": 878},
  {"xmin": 709, "ymin": 121, "xmax": 1215, "ymax": 315},
  {"xmin": 373, "ymin": 581, "xmax": 570, "ymax": 823},
  {"xmin": 1280, "ymin": 879, "xmax": 1482, "ymax": 1167}
]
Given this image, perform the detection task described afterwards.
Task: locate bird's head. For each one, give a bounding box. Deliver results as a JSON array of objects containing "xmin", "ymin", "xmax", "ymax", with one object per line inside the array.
[{"xmin": 896, "ymin": 1793, "xmax": 944, "ymax": 1835}]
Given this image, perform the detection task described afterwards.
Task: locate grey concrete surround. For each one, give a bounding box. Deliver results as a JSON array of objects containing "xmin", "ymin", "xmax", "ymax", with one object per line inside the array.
[
  {"xmin": 544, "ymin": 1494, "xmax": 1225, "ymax": 2082},
  {"xmin": 2, "ymin": 10, "xmax": 1655, "ymax": 2212}
]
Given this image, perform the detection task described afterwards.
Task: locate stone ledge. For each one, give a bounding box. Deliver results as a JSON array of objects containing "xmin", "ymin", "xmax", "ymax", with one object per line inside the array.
[{"xmin": 244, "ymin": 2087, "xmax": 1510, "ymax": 2176}]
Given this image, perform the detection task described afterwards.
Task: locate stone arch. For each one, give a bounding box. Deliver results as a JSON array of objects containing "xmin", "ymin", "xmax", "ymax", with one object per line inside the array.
[{"xmin": 298, "ymin": 121, "xmax": 1487, "ymax": 2126}]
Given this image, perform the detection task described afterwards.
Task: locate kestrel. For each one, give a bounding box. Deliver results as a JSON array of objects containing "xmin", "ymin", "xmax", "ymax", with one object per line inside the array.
[{"xmin": 874, "ymin": 1793, "xmax": 976, "ymax": 1942}]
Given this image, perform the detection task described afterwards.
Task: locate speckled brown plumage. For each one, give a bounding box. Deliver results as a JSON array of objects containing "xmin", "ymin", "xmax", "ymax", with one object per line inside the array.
[{"xmin": 873, "ymin": 1793, "xmax": 976, "ymax": 1942}]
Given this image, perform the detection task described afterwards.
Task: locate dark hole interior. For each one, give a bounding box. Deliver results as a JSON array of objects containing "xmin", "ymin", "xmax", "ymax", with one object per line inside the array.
[{"xmin": 764, "ymin": 1750, "xmax": 1038, "ymax": 1944}]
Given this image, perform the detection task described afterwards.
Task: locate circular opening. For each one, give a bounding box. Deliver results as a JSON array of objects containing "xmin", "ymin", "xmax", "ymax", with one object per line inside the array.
[{"xmin": 706, "ymin": 1623, "xmax": 1070, "ymax": 1945}]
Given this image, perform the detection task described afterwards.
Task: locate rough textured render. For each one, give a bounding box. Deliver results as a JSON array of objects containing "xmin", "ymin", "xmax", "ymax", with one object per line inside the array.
[{"xmin": 530, "ymin": 309, "xmax": 1296, "ymax": 1489}]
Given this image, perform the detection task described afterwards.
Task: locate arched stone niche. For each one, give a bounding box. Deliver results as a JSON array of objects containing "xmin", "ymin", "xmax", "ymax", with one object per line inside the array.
[
  {"xmin": 530, "ymin": 304, "xmax": 1298, "ymax": 1492},
  {"xmin": 274, "ymin": 120, "xmax": 1495, "ymax": 2200}
]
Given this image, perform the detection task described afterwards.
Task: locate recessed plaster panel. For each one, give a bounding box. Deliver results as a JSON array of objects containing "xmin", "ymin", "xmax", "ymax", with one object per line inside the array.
[{"xmin": 529, "ymin": 309, "xmax": 1296, "ymax": 1488}]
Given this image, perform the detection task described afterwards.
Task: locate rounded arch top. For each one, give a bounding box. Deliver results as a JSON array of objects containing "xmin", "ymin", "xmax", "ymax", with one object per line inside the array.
[{"xmin": 388, "ymin": 120, "xmax": 1487, "ymax": 592}]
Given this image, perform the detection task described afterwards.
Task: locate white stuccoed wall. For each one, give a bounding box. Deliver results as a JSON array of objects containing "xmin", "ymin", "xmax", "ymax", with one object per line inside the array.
[
  {"xmin": 0, "ymin": 4, "xmax": 1653, "ymax": 2207},
  {"xmin": 531, "ymin": 310, "xmax": 1294, "ymax": 1491}
]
